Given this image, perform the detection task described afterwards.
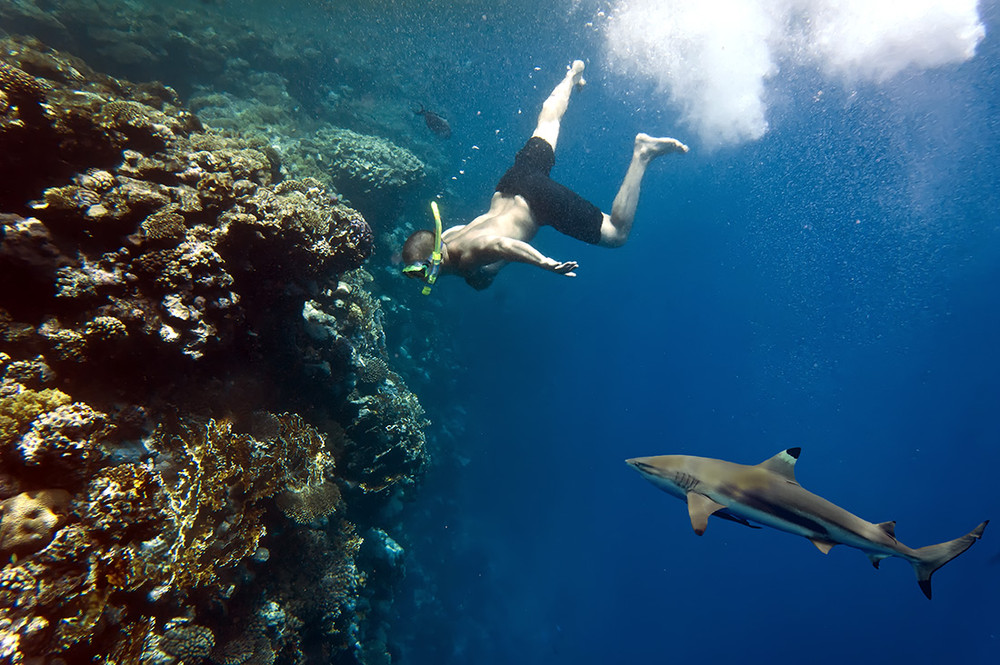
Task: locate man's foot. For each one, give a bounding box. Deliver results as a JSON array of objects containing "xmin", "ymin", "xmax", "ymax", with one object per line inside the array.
[
  {"xmin": 568, "ymin": 60, "xmax": 586, "ymax": 87},
  {"xmin": 634, "ymin": 133, "xmax": 688, "ymax": 161}
]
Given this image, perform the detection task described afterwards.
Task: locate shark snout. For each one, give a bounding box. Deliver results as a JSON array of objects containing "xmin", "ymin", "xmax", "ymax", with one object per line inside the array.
[{"xmin": 626, "ymin": 458, "xmax": 654, "ymax": 473}]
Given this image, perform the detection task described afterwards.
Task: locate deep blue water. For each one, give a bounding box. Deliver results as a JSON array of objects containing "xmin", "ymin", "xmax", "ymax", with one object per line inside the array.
[
  {"xmin": 375, "ymin": 2, "xmax": 1000, "ymax": 663},
  {"xmin": 4, "ymin": 0, "xmax": 999, "ymax": 661}
]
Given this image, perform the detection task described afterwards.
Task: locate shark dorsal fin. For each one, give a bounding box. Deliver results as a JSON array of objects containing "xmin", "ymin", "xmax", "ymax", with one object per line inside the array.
[
  {"xmin": 757, "ymin": 447, "xmax": 801, "ymax": 482},
  {"xmin": 877, "ymin": 521, "xmax": 897, "ymax": 539}
]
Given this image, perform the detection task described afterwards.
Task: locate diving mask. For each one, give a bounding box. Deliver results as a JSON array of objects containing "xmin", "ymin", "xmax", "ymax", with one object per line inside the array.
[
  {"xmin": 404, "ymin": 201, "xmax": 444, "ymax": 295},
  {"xmin": 402, "ymin": 262, "xmax": 430, "ymax": 278}
]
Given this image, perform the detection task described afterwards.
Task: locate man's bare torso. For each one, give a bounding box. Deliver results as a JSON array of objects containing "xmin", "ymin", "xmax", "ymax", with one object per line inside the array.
[
  {"xmin": 440, "ymin": 193, "xmax": 537, "ymax": 274},
  {"xmin": 399, "ymin": 59, "xmax": 685, "ymax": 291}
]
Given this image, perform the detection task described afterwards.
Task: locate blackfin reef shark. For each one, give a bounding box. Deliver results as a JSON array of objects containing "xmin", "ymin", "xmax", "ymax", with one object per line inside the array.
[{"xmin": 627, "ymin": 448, "xmax": 987, "ymax": 599}]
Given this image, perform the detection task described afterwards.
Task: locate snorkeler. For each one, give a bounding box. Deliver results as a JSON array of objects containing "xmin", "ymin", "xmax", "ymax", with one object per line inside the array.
[{"xmin": 401, "ymin": 59, "xmax": 688, "ymax": 291}]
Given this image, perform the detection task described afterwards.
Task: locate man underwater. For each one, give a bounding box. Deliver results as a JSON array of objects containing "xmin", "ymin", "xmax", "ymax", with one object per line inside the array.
[{"xmin": 401, "ymin": 60, "xmax": 688, "ymax": 291}]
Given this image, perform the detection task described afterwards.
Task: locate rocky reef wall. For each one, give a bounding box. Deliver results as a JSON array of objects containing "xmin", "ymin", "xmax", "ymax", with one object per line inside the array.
[{"xmin": 1, "ymin": 34, "xmax": 430, "ymax": 665}]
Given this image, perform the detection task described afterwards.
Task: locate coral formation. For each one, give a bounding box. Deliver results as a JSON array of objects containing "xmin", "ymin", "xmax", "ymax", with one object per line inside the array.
[
  {"xmin": 0, "ymin": 0, "xmax": 346, "ymax": 107},
  {"xmin": 0, "ymin": 489, "xmax": 71, "ymax": 556},
  {"xmin": 289, "ymin": 128, "xmax": 427, "ymax": 224},
  {"xmin": 144, "ymin": 414, "xmax": 336, "ymax": 589},
  {"xmin": 16, "ymin": 401, "xmax": 108, "ymax": 483},
  {"xmin": 156, "ymin": 619, "xmax": 216, "ymax": 662},
  {"xmin": 0, "ymin": 35, "xmax": 430, "ymax": 665},
  {"xmin": 0, "ymin": 388, "xmax": 70, "ymax": 448},
  {"xmin": 0, "ymin": 36, "xmax": 200, "ymax": 212},
  {"xmin": 219, "ymin": 177, "xmax": 375, "ymax": 283},
  {"xmin": 277, "ymin": 479, "xmax": 342, "ymax": 524},
  {"xmin": 1, "ymin": 34, "xmax": 374, "ymax": 366}
]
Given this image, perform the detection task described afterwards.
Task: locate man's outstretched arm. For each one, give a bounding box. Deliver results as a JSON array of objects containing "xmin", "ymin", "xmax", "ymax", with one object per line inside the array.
[{"xmin": 477, "ymin": 236, "xmax": 578, "ymax": 277}]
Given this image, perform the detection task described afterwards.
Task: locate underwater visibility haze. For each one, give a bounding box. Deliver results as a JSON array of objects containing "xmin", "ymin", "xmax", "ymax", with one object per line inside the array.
[{"xmin": 1, "ymin": 1, "xmax": 998, "ymax": 664}]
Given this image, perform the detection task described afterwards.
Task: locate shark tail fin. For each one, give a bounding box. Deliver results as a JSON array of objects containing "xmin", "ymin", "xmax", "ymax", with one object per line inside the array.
[{"xmin": 912, "ymin": 520, "xmax": 988, "ymax": 600}]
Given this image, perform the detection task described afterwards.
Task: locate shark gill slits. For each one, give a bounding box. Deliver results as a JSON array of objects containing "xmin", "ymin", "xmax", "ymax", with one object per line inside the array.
[{"xmin": 675, "ymin": 472, "xmax": 698, "ymax": 491}]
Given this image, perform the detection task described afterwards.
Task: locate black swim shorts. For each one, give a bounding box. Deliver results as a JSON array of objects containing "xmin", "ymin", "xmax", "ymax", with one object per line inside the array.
[{"xmin": 495, "ymin": 136, "xmax": 604, "ymax": 245}]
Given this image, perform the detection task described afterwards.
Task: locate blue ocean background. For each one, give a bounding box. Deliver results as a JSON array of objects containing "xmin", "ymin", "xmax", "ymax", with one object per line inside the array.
[
  {"xmin": 360, "ymin": 2, "xmax": 1000, "ymax": 663},
  {"xmin": 5, "ymin": 0, "xmax": 997, "ymax": 662}
]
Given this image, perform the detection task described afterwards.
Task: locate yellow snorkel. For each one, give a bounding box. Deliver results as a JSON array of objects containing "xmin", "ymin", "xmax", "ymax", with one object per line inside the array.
[
  {"xmin": 421, "ymin": 200, "xmax": 444, "ymax": 295},
  {"xmin": 401, "ymin": 200, "xmax": 445, "ymax": 293}
]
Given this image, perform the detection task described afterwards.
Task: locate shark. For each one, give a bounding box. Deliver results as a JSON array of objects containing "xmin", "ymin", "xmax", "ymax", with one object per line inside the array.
[{"xmin": 626, "ymin": 448, "xmax": 988, "ymax": 599}]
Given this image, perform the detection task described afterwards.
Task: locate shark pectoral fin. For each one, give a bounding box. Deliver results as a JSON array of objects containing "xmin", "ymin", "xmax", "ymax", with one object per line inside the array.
[
  {"xmin": 810, "ymin": 538, "xmax": 837, "ymax": 554},
  {"xmin": 686, "ymin": 492, "xmax": 725, "ymax": 536}
]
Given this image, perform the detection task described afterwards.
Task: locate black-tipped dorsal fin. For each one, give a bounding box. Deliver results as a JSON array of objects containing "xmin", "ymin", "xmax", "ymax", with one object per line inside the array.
[
  {"xmin": 877, "ymin": 521, "xmax": 897, "ymax": 539},
  {"xmin": 758, "ymin": 448, "xmax": 800, "ymax": 482}
]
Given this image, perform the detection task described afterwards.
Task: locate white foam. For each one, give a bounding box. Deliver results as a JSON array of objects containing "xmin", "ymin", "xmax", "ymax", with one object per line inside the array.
[{"xmin": 602, "ymin": 0, "xmax": 986, "ymax": 147}]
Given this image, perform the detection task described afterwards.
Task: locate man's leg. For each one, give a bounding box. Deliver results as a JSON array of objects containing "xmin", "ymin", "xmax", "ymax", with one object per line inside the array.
[
  {"xmin": 598, "ymin": 133, "xmax": 688, "ymax": 248},
  {"xmin": 532, "ymin": 60, "xmax": 586, "ymax": 151}
]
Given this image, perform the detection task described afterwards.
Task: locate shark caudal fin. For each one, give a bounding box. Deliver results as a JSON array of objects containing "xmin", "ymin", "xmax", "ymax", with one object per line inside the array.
[{"xmin": 912, "ymin": 521, "xmax": 988, "ymax": 599}]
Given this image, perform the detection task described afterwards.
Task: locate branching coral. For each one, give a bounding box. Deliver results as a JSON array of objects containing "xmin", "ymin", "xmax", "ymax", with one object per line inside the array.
[
  {"xmin": 346, "ymin": 387, "xmax": 429, "ymax": 495},
  {"xmin": 145, "ymin": 413, "xmax": 336, "ymax": 590},
  {"xmin": 81, "ymin": 463, "xmax": 168, "ymax": 547},
  {"xmin": 357, "ymin": 354, "xmax": 390, "ymax": 386},
  {"xmin": 0, "ymin": 524, "xmax": 113, "ymax": 658},
  {"xmin": 0, "ymin": 388, "xmax": 70, "ymax": 451},
  {"xmin": 276, "ymin": 479, "xmax": 341, "ymax": 524},
  {"xmin": 0, "ymin": 59, "xmax": 47, "ymax": 129},
  {"xmin": 140, "ymin": 204, "xmax": 187, "ymax": 241}
]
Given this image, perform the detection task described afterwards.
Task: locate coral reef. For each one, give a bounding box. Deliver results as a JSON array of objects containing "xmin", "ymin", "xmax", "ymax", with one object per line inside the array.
[
  {"xmin": 0, "ymin": 0, "xmax": 344, "ymax": 105},
  {"xmin": 0, "ymin": 36, "xmax": 430, "ymax": 665},
  {"xmin": 143, "ymin": 414, "xmax": 336, "ymax": 590},
  {"xmin": 0, "ymin": 35, "xmax": 201, "ymax": 213},
  {"xmin": 219, "ymin": 178, "xmax": 375, "ymax": 285},
  {"xmin": 156, "ymin": 619, "xmax": 216, "ymax": 663},
  {"xmin": 286, "ymin": 128, "xmax": 427, "ymax": 225},
  {"xmin": 0, "ymin": 489, "xmax": 71, "ymax": 556},
  {"xmin": 295, "ymin": 268, "xmax": 430, "ymax": 496},
  {"xmin": 0, "ymin": 35, "xmax": 372, "ymax": 368},
  {"xmin": 0, "ymin": 390, "xmax": 398, "ymax": 663}
]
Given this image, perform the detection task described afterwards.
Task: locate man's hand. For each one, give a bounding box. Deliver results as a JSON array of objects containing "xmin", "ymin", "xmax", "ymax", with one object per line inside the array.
[
  {"xmin": 548, "ymin": 260, "xmax": 579, "ymax": 277},
  {"xmin": 489, "ymin": 237, "xmax": 579, "ymax": 278}
]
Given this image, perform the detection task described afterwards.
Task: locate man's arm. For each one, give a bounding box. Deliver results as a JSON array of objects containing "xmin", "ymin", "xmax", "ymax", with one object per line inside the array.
[{"xmin": 480, "ymin": 236, "xmax": 578, "ymax": 276}]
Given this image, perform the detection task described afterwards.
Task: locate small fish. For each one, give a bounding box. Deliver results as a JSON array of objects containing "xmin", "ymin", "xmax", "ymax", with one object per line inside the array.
[
  {"xmin": 414, "ymin": 104, "xmax": 451, "ymax": 139},
  {"xmin": 627, "ymin": 448, "xmax": 988, "ymax": 599}
]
